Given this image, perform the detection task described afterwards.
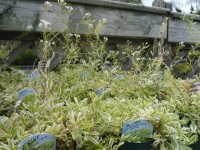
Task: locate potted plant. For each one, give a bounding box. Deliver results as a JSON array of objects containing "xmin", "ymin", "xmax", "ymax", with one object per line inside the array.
[{"xmin": 117, "ymin": 119, "xmax": 154, "ymax": 150}]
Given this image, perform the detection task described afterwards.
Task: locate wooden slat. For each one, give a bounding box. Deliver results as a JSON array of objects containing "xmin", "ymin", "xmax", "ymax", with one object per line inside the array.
[
  {"xmin": 5, "ymin": 41, "xmax": 33, "ymax": 64},
  {"xmin": 66, "ymin": 0, "xmax": 169, "ymax": 14},
  {"xmin": 168, "ymin": 17, "xmax": 200, "ymax": 43},
  {"xmin": 0, "ymin": 0, "xmax": 68, "ymax": 32},
  {"xmin": 0, "ymin": 0, "xmax": 167, "ymax": 39},
  {"xmin": 171, "ymin": 12, "xmax": 200, "ymax": 21},
  {"xmin": 68, "ymin": 3, "xmax": 167, "ymax": 39}
]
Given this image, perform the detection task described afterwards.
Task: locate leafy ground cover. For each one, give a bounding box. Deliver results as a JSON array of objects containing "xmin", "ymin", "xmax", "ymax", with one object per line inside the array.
[
  {"xmin": 1, "ymin": 1, "xmax": 200, "ymax": 149},
  {"xmin": 0, "ymin": 50, "xmax": 200, "ymax": 150}
]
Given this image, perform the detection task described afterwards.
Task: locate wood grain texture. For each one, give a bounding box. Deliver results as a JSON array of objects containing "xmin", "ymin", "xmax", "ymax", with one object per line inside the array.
[
  {"xmin": 0, "ymin": 3, "xmax": 11, "ymax": 15},
  {"xmin": 168, "ymin": 18, "xmax": 200, "ymax": 43},
  {"xmin": 66, "ymin": 0, "xmax": 169, "ymax": 14},
  {"xmin": 0, "ymin": 0, "xmax": 167, "ymax": 39},
  {"xmin": 0, "ymin": 0, "xmax": 68, "ymax": 32},
  {"xmin": 68, "ymin": 4, "xmax": 167, "ymax": 39}
]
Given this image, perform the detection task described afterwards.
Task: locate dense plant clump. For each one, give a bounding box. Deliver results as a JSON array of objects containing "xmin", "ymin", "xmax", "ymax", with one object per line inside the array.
[{"xmin": 1, "ymin": 47, "xmax": 200, "ymax": 149}]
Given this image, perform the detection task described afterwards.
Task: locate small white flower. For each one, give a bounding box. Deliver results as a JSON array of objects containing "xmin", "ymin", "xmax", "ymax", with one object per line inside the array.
[
  {"xmin": 69, "ymin": 33, "xmax": 73, "ymax": 37},
  {"xmin": 122, "ymin": 52, "xmax": 126, "ymax": 54},
  {"xmin": 103, "ymin": 37, "xmax": 108, "ymax": 42},
  {"xmin": 136, "ymin": 46, "xmax": 141, "ymax": 50},
  {"xmin": 192, "ymin": 11, "xmax": 197, "ymax": 14},
  {"xmin": 42, "ymin": 19, "xmax": 51, "ymax": 26},
  {"xmin": 88, "ymin": 24, "xmax": 94, "ymax": 29},
  {"xmin": 39, "ymin": 19, "xmax": 51, "ymax": 30},
  {"xmin": 131, "ymin": 52, "xmax": 135, "ymax": 57},
  {"xmin": 121, "ymin": 98, "xmax": 127, "ymax": 102},
  {"xmin": 39, "ymin": 22, "xmax": 42, "ymax": 28},
  {"xmin": 65, "ymin": 6, "xmax": 73, "ymax": 12},
  {"xmin": 26, "ymin": 25, "xmax": 33, "ymax": 30},
  {"xmin": 45, "ymin": 1, "xmax": 52, "ymax": 7},
  {"xmin": 58, "ymin": 0, "xmax": 64, "ymax": 3},
  {"xmin": 52, "ymin": 41, "xmax": 56, "ymax": 45},
  {"xmin": 58, "ymin": 0, "xmax": 66, "ymax": 6},
  {"xmin": 180, "ymin": 41, "xmax": 184, "ymax": 45},
  {"xmin": 84, "ymin": 13, "xmax": 92, "ymax": 18},
  {"xmin": 165, "ymin": 51, "xmax": 169, "ymax": 55},
  {"xmin": 58, "ymin": 0, "xmax": 65, "ymax": 3},
  {"xmin": 101, "ymin": 18, "xmax": 108, "ymax": 24},
  {"xmin": 74, "ymin": 34, "xmax": 80, "ymax": 38},
  {"xmin": 40, "ymin": 39, "xmax": 44, "ymax": 43}
]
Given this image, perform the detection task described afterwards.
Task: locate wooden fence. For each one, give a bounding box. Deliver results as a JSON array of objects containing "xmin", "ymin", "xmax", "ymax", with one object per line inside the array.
[{"xmin": 1, "ymin": 0, "xmax": 200, "ymax": 73}]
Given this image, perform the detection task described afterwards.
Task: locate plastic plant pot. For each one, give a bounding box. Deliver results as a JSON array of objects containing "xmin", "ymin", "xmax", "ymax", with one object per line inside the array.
[
  {"xmin": 190, "ymin": 134, "xmax": 200, "ymax": 150},
  {"xmin": 118, "ymin": 142, "xmax": 152, "ymax": 150}
]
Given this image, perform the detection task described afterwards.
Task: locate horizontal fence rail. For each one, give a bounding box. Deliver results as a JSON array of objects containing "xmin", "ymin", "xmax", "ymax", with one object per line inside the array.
[{"xmin": 0, "ymin": 0, "xmax": 200, "ymax": 43}]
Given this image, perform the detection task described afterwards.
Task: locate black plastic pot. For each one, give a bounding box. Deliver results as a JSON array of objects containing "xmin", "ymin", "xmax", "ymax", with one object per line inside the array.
[
  {"xmin": 118, "ymin": 142, "xmax": 151, "ymax": 150},
  {"xmin": 190, "ymin": 134, "xmax": 200, "ymax": 150}
]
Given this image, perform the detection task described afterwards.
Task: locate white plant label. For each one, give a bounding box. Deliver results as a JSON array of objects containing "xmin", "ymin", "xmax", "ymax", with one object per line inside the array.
[
  {"xmin": 18, "ymin": 133, "xmax": 56, "ymax": 150},
  {"xmin": 95, "ymin": 88, "xmax": 110, "ymax": 96},
  {"xmin": 28, "ymin": 71, "xmax": 40, "ymax": 82},
  {"xmin": 81, "ymin": 71, "xmax": 90, "ymax": 79},
  {"xmin": 18, "ymin": 88, "xmax": 35, "ymax": 101},
  {"xmin": 122, "ymin": 119, "xmax": 153, "ymax": 140},
  {"xmin": 116, "ymin": 75, "xmax": 124, "ymax": 80}
]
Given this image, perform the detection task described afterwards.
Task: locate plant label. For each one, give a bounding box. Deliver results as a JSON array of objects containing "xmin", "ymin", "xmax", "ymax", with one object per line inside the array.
[
  {"xmin": 18, "ymin": 133, "xmax": 56, "ymax": 150},
  {"xmin": 18, "ymin": 88, "xmax": 35, "ymax": 101},
  {"xmin": 116, "ymin": 75, "xmax": 124, "ymax": 81},
  {"xmin": 28, "ymin": 71, "xmax": 40, "ymax": 82},
  {"xmin": 190, "ymin": 82, "xmax": 200, "ymax": 93},
  {"xmin": 81, "ymin": 71, "xmax": 90, "ymax": 79},
  {"xmin": 95, "ymin": 88, "xmax": 111, "ymax": 96},
  {"xmin": 122, "ymin": 119, "xmax": 154, "ymax": 141}
]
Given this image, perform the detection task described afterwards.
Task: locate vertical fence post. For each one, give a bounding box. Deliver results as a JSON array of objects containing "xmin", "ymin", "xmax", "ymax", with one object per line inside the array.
[{"xmin": 152, "ymin": 0, "xmax": 172, "ymax": 11}]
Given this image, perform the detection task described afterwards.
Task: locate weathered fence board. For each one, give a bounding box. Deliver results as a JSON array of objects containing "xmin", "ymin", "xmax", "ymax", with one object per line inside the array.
[
  {"xmin": 168, "ymin": 12, "xmax": 200, "ymax": 43},
  {"xmin": 0, "ymin": 0, "xmax": 68, "ymax": 33},
  {"xmin": 2, "ymin": 0, "xmax": 200, "ymax": 43},
  {"xmin": 68, "ymin": 3, "xmax": 167, "ymax": 39},
  {"xmin": 66, "ymin": 0, "xmax": 168, "ymax": 14},
  {"xmin": 0, "ymin": 0, "xmax": 167, "ymax": 39}
]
